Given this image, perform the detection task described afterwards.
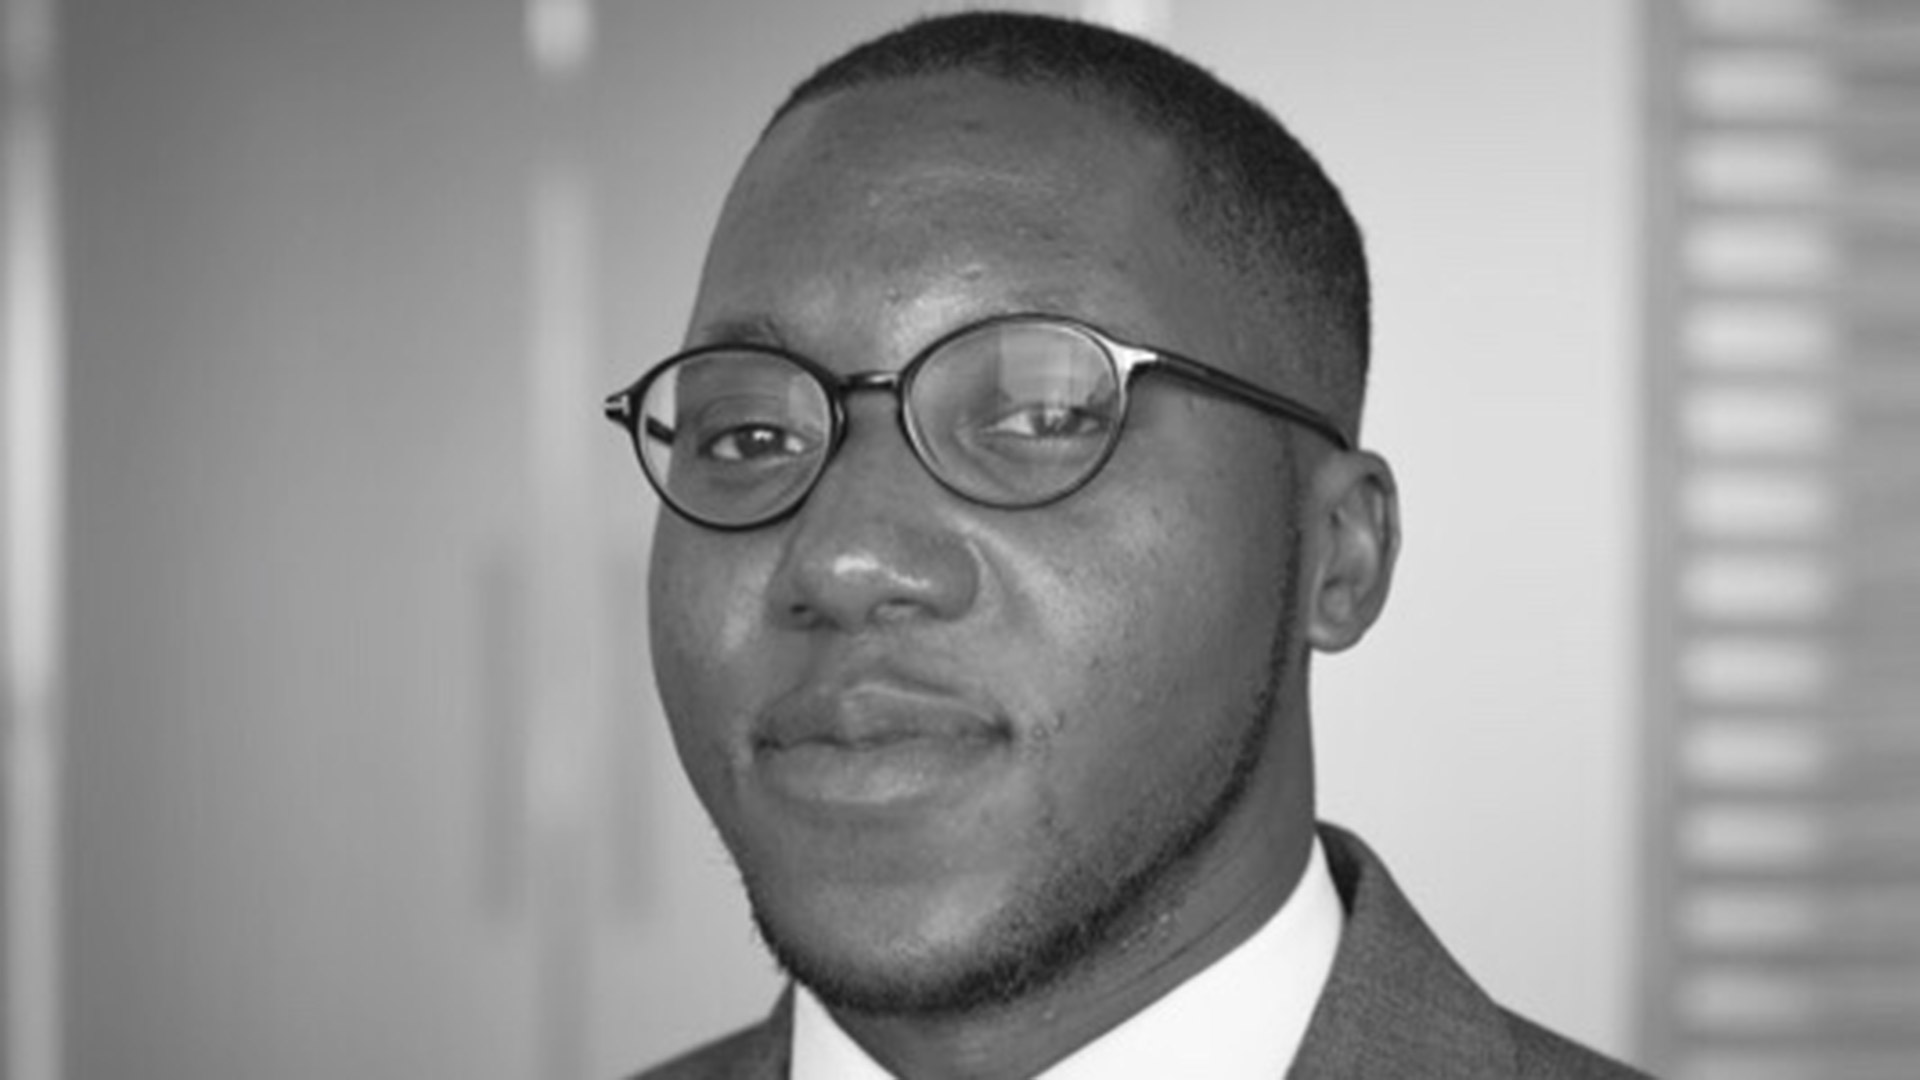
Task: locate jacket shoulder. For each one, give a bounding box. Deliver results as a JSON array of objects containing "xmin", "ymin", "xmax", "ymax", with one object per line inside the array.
[
  {"xmin": 1506, "ymin": 1011, "xmax": 1653, "ymax": 1079},
  {"xmin": 629, "ymin": 1009, "xmax": 789, "ymax": 1080},
  {"xmin": 1300, "ymin": 825, "xmax": 1656, "ymax": 1079}
]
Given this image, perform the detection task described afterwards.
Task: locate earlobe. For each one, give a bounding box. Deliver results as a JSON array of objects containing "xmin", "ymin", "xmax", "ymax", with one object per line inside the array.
[{"xmin": 1303, "ymin": 450, "xmax": 1400, "ymax": 653}]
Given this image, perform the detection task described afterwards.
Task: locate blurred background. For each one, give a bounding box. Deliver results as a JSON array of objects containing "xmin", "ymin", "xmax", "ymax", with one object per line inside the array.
[{"xmin": 4, "ymin": 0, "xmax": 1916, "ymax": 1077}]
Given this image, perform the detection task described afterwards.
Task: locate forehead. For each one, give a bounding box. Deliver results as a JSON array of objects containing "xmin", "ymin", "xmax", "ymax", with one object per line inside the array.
[
  {"xmin": 755, "ymin": 75, "xmax": 1167, "ymax": 207},
  {"xmin": 689, "ymin": 75, "xmax": 1245, "ymax": 363}
]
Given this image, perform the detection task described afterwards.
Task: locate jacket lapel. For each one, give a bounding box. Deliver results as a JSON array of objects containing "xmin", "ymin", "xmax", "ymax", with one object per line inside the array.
[{"xmin": 1289, "ymin": 825, "xmax": 1518, "ymax": 1079}]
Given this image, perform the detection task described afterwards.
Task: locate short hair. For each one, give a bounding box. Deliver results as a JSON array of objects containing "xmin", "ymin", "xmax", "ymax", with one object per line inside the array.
[{"xmin": 767, "ymin": 10, "xmax": 1372, "ymax": 422}]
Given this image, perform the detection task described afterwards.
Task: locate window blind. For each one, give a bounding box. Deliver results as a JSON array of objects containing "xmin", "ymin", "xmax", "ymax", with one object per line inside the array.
[{"xmin": 1643, "ymin": 1, "xmax": 1920, "ymax": 1078}]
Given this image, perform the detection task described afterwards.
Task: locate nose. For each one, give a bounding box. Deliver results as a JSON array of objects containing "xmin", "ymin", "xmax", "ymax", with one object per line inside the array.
[{"xmin": 766, "ymin": 397, "xmax": 981, "ymax": 631}]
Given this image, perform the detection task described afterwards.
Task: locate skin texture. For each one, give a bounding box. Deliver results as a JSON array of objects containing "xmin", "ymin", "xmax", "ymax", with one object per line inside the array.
[{"xmin": 648, "ymin": 74, "xmax": 1399, "ymax": 1080}]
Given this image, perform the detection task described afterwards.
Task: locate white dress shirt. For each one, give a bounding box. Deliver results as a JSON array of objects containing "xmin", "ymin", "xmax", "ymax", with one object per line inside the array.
[{"xmin": 792, "ymin": 836, "xmax": 1345, "ymax": 1080}]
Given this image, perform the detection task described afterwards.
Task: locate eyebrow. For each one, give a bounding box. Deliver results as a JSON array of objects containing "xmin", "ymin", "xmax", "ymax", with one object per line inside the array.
[
  {"xmin": 687, "ymin": 314, "xmax": 792, "ymax": 350},
  {"xmin": 688, "ymin": 293, "xmax": 1084, "ymax": 348}
]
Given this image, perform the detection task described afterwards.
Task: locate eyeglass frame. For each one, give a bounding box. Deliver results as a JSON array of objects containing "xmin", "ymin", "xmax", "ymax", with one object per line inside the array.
[{"xmin": 603, "ymin": 313, "xmax": 1355, "ymax": 531}]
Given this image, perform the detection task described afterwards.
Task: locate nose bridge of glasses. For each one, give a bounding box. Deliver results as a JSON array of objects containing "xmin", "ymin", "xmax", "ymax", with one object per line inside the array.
[
  {"xmin": 825, "ymin": 369, "xmax": 909, "ymax": 436},
  {"xmin": 828, "ymin": 367, "xmax": 920, "ymax": 467},
  {"xmin": 817, "ymin": 363, "xmax": 921, "ymax": 461},
  {"xmin": 839, "ymin": 369, "xmax": 905, "ymax": 395}
]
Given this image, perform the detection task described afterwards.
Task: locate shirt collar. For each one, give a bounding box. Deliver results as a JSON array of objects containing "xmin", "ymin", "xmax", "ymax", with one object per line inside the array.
[{"xmin": 791, "ymin": 835, "xmax": 1345, "ymax": 1080}]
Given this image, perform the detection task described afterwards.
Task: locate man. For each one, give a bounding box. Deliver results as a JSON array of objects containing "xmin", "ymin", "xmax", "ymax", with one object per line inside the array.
[{"xmin": 608, "ymin": 11, "xmax": 1647, "ymax": 1079}]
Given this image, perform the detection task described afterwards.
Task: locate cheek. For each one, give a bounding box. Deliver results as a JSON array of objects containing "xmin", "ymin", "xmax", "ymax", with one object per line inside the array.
[
  {"xmin": 647, "ymin": 523, "xmax": 775, "ymax": 763},
  {"xmin": 1048, "ymin": 458, "xmax": 1284, "ymax": 683},
  {"xmin": 1010, "ymin": 475, "xmax": 1286, "ymax": 804},
  {"xmin": 650, "ymin": 525, "xmax": 762, "ymax": 661}
]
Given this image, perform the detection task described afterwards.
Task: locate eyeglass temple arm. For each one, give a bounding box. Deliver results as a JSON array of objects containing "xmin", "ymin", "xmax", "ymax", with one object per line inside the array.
[
  {"xmin": 604, "ymin": 391, "xmax": 676, "ymax": 445},
  {"xmin": 1144, "ymin": 351, "xmax": 1353, "ymax": 452}
]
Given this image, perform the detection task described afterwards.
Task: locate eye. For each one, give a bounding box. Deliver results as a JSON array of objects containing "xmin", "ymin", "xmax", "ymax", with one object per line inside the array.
[
  {"xmin": 980, "ymin": 401, "xmax": 1112, "ymax": 440},
  {"xmin": 700, "ymin": 423, "xmax": 813, "ymax": 463}
]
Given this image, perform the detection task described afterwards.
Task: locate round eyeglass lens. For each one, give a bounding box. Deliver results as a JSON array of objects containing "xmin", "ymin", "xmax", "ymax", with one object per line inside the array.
[
  {"xmin": 638, "ymin": 350, "xmax": 833, "ymax": 527},
  {"xmin": 910, "ymin": 321, "xmax": 1124, "ymax": 506}
]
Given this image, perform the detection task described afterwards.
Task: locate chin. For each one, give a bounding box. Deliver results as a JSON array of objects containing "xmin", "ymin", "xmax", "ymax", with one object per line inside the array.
[
  {"xmin": 739, "ymin": 830, "xmax": 1180, "ymax": 1020},
  {"xmin": 750, "ymin": 894, "xmax": 1092, "ymax": 1018}
]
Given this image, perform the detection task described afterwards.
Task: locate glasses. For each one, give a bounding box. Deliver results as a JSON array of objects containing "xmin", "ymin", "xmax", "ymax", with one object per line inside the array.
[{"xmin": 604, "ymin": 314, "xmax": 1352, "ymax": 531}]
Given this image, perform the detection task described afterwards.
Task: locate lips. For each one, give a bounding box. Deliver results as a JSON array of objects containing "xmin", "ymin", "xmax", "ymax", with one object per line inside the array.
[{"xmin": 752, "ymin": 676, "xmax": 1013, "ymax": 811}]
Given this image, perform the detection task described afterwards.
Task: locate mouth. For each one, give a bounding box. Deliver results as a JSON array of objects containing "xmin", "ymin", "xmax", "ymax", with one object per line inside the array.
[{"xmin": 752, "ymin": 679, "xmax": 1014, "ymax": 813}]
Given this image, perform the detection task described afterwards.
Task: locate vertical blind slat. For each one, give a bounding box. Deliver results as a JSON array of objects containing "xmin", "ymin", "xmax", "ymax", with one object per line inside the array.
[{"xmin": 1644, "ymin": 0, "xmax": 1920, "ymax": 1075}]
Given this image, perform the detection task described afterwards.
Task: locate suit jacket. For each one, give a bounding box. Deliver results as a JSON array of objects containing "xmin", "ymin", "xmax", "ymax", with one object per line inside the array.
[{"xmin": 635, "ymin": 824, "xmax": 1651, "ymax": 1079}]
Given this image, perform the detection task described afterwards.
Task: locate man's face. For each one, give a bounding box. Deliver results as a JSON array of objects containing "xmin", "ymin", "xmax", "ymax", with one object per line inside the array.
[{"xmin": 649, "ymin": 75, "xmax": 1320, "ymax": 1014}]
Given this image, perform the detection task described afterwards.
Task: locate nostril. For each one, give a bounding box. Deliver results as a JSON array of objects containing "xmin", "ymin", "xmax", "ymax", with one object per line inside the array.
[
  {"xmin": 872, "ymin": 598, "xmax": 930, "ymax": 625},
  {"xmin": 783, "ymin": 598, "xmax": 832, "ymax": 630}
]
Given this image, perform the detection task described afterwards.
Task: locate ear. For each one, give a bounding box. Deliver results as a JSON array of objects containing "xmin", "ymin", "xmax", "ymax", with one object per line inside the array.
[{"xmin": 1301, "ymin": 449, "xmax": 1400, "ymax": 653}]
